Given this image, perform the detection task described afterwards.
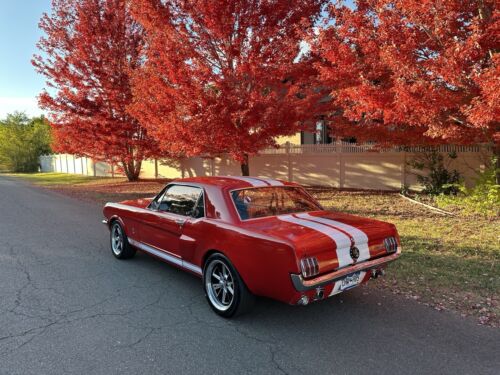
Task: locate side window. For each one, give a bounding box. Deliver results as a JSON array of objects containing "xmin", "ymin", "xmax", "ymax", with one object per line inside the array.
[
  {"xmin": 193, "ymin": 194, "xmax": 205, "ymax": 218},
  {"xmin": 157, "ymin": 185, "xmax": 203, "ymax": 217}
]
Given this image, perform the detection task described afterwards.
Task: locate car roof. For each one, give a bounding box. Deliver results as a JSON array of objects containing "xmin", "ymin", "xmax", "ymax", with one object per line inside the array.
[{"xmin": 173, "ymin": 176, "xmax": 299, "ymax": 190}]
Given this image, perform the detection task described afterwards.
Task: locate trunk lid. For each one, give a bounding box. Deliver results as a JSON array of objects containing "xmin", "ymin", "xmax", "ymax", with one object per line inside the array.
[{"xmin": 241, "ymin": 210, "xmax": 398, "ymax": 274}]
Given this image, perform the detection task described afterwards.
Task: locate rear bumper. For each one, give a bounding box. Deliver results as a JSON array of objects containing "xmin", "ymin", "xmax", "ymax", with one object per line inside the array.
[{"xmin": 291, "ymin": 248, "xmax": 401, "ymax": 292}]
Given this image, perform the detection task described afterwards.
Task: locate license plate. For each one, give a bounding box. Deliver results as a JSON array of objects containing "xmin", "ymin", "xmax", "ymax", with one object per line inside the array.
[{"xmin": 339, "ymin": 272, "xmax": 361, "ymax": 291}]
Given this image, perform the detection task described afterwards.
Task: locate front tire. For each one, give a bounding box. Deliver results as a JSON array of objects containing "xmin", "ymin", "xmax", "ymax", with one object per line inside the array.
[
  {"xmin": 110, "ymin": 221, "xmax": 136, "ymax": 259},
  {"xmin": 203, "ymin": 253, "xmax": 255, "ymax": 318}
]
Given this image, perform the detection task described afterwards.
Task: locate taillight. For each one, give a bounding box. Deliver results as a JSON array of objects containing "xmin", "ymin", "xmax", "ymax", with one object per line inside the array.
[
  {"xmin": 384, "ymin": 237, "xmax": 398, "ymax": 253},
  {"xmin": 300, "ymin": 257, "xmax": 319, "ymax": 278}
]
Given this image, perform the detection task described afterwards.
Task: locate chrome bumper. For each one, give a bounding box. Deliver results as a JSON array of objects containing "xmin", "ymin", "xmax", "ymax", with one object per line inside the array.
[{"xmin": 291, "ymin": 248, "xmax": 401, "ymax": 292}]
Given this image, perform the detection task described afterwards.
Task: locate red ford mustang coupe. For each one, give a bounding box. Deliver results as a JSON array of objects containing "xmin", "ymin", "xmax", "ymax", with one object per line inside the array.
[{"xmin": 103, "ymin": 176, "xmax": 401, "ymax": 317}]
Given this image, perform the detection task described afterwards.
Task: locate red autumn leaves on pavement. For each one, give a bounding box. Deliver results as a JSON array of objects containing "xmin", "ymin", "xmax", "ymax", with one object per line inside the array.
[{"xmin": 33, "ymin": 0, "xmax": 499, "ymax": 180}]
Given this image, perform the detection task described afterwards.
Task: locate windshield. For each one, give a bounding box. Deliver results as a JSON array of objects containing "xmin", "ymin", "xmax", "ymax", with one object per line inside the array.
[{"xmin": 231, "ymin": 187, "xmax": 322, "ymax": 220}]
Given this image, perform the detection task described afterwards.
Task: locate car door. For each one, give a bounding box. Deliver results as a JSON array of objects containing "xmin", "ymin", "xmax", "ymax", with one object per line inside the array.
[{"xmin": 138, "ymin": 184, "xmax": 203, "ymax": 261}]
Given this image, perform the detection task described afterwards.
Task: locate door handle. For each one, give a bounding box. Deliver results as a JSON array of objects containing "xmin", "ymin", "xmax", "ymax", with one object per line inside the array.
[{"xmin": 175, "ymin": 218, "xmax": 186, "ymax": 225}]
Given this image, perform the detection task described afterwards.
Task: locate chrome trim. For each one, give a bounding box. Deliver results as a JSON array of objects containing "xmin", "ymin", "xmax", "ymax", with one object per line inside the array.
[
  {"xmin": 128, "ymin": 237, "xmax": 202, "ymax": 275},
  {"xmin": 384, "ymin": 236, "xmax": 397, "ymax": 253},
  {"xmin": 300, "ymin": 257, "xmax": 319, "ymax": 278},
  {"xmin": 290, "ymin": 248, "xmax": 401, "ymax": 292},
  {"xmin": 175, "ymin": 218, "xmax": 187, "ymax": 225},
  {"xmin": 102, "ymin": 219, "xmax": 108, "ymax": 225},
  {"xmin": 183, "ymin": 261, "xmax": 202, "ymax": 274}
]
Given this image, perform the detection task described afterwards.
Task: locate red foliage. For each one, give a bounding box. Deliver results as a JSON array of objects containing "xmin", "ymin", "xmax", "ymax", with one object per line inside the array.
[
  {"xmin": 33, "ymin": 0, "xmax": 159, "ymax": 180},
  {"xmin": 129, "ymin": 0, "xmax": 326, "ymax": 174},
  {"xmin": 313, "ymin": 0, "xmax": 499, "ymax": 146}
]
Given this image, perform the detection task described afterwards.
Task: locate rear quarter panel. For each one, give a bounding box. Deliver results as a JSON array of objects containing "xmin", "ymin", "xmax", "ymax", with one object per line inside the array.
[{"xmin": 188, "ymin": 220, "xmax": 300, "ymax": 303}]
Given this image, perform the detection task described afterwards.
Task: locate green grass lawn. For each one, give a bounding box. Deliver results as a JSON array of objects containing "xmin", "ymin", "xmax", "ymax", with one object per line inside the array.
[
  {"xmin": 5, "ymin": 172, "xmax": 112, "ymax": 186},
  {"xmin": 312, "ymin": 189, "xmax": 499, "ymax": 325},
  {"xmin": 6, "ymin": 173, "xmax": 500, "ymax": 325}
]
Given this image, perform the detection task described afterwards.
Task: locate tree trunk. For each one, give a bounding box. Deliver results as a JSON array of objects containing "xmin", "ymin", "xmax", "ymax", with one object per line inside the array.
[
  {"xmin": 495, "ymin": 144, "xmax": 500, "ymax": 185},
  {"xmin": 240, "ymin": 154, "xmax": 250, "ymax": 176},
  {"xmin": 122, "ymin": 159, "xmax": 142, "ymax": 181}
]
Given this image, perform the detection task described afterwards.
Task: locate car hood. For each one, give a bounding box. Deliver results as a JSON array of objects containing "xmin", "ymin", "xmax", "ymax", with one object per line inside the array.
[{"xmin": 241, "ymin": 211, "xmax": 399, "ymax": 274}]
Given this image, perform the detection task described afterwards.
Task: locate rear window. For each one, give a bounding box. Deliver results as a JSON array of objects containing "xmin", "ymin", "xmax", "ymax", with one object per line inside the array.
[{"xmin": 231, "ymin": 187, "xmax": 321, "ymax": 220}]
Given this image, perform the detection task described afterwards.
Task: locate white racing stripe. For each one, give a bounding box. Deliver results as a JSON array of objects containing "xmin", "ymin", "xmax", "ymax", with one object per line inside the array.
[
  {"xmin": 229, "ymin": 176, "xmax": 269, "ymax": 187},
  {"xmin": 262, "ymin": 179, "xmax": 284, "ymax": 186},
  {"xmin": 229, "ymin": 176, "xmax": 284, "ymax": 187},
  {"xmin": 278, "ymin": 214, "xmax": 352, "ymax": 268},
  {"xmin": 296, "ymin": 213, "xmax": 371, "ymax": 262}
]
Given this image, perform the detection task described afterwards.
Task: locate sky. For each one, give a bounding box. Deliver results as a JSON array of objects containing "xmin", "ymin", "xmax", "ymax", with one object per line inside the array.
[{"xmin": 0, "ymin": 0, "xmax": 50, "ymax": 118}]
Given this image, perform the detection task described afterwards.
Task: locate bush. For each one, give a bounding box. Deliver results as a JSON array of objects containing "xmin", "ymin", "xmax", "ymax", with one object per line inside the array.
[
  {"xmin": 408, "ymin": 149, "xmax": 461, "ymax": 195},
  {"xmin": 435, "ymin": 158, "xmax": 500, "ymax": 217},
  {"xmin": 0, "ymin": 112, "xmax": 52, "ymax": 172}
]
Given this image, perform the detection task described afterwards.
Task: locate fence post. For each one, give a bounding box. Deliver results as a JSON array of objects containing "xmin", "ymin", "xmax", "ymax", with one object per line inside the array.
[
  {"xmin": 93, "ymin": 159, "xmax": 97, "ymax": 177},
  {"xmin": 339, "ymin": 153, "xmax": 345, "ymax": 189},
  {"xmin": 111, "ymin": 162, "xmax": 115, "ymax": 178},
  {"xmin": 340, "ymin": 155, "xmax": 344, "ymax": 189},
  {"xmin": 65, "ymin": 154, "xmax": 69, "ymax": 173},
  {"xmin": 401, "ymin": 150, "xmax": 407, "ymax": 190},
  {"xmin": 286, "ymin": 142, "xmax": 292, "ymax": 182}
]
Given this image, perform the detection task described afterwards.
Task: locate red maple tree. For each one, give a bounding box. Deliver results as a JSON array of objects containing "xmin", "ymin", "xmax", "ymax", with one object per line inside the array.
[
  {"xmin": 129, "ymin": 0, "xmax": 325, "ymax": 175},
  {"xmin": 313, "ymin": 0, "xmax": 499, "ymax": 146},
  {"xmin": 33, "ymin": 0, "xmax": 157, "ymax": 181}
]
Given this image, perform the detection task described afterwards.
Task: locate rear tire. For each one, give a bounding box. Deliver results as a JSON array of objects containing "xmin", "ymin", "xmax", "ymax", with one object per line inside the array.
[
  {"xmin": 203, "ymin": 253, "xmax": 255, "ymax": 318},
  {"xmin": 110, "ymin": 221, "xmax": 136, "ymax": 259}
]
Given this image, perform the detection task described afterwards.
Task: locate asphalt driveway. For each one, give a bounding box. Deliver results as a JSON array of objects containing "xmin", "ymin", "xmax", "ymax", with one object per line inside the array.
[{"xmin": 0, "ymin": 175, "xmax": 498, "ymax": 375}]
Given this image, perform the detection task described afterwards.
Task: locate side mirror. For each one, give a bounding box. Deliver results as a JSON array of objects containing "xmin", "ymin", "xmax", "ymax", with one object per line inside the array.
[{"xmin": 149, "ymin": 200, "xmax": 159, "ymax": 210}]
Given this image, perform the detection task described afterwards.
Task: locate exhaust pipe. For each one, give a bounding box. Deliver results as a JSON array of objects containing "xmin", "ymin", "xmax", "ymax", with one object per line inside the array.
[
  {"xmin": 371, "ymin": 268, "xmax": 385, "ymax": 279},
  {"xmin": 297, "ymin": 295, "xmax": 309, "ymax": 306},
  {"xmin": 314, "ymin": 287, "xmax": 324, "ymax": 301}
]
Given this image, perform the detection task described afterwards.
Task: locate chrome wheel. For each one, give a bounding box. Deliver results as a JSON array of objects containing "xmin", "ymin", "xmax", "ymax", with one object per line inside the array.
[
  {"xmin": 206, "ymin": 260, "xmax": 235, "ymax": 311},
  {"xmin": 111, "ymin": 223, "xmax": 123, "ymax": 256}
]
